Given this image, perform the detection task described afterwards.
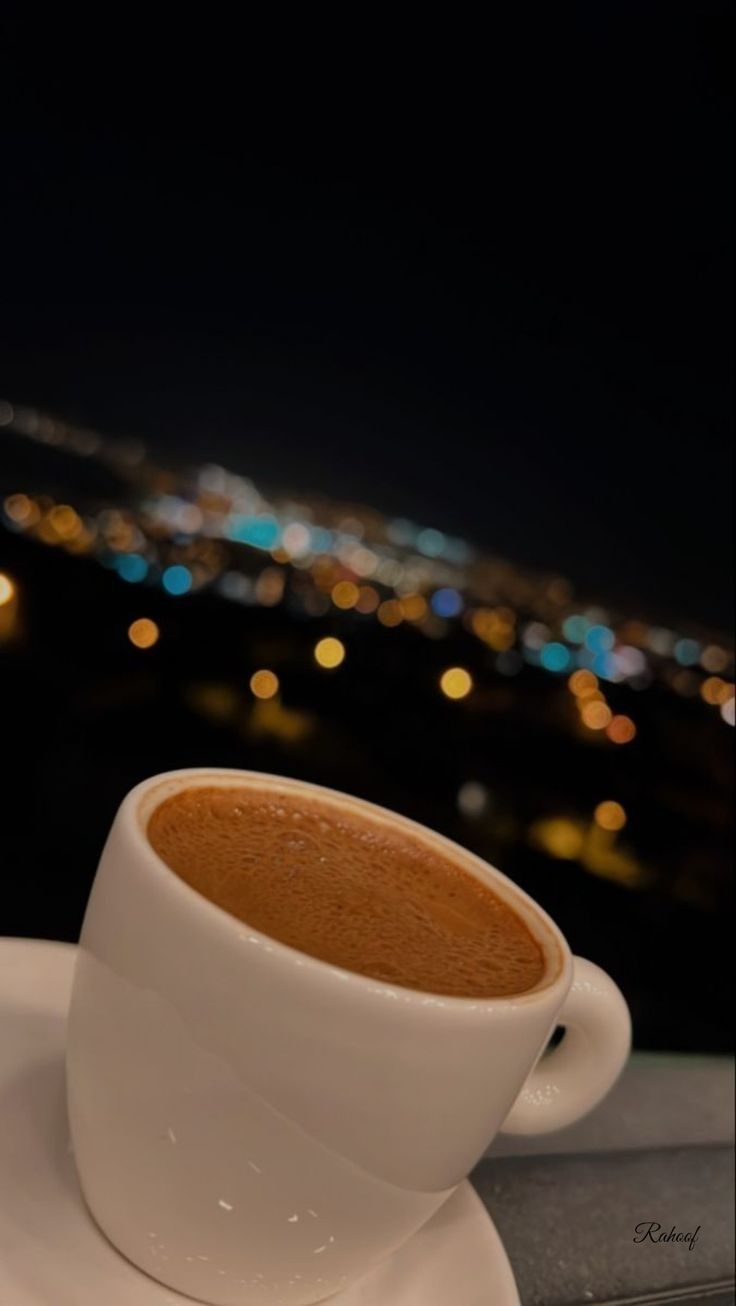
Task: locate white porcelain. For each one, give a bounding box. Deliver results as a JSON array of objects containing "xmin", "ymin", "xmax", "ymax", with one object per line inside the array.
[
  {"xmin": 0, "ymin": 936, "xmax": 520, "ymax": 1306},
  {"xmin": 66, "ymin": 768, "xmax": 631, "ymax": 1305}
]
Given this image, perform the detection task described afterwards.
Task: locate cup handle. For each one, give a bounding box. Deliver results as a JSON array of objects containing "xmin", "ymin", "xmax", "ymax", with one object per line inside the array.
[{"xmin": 500, "ymin": 956, "xmax": 631, "ymax": 1135}]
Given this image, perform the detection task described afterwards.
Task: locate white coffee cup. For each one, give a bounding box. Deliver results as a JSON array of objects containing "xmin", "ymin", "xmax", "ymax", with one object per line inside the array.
[{"xmin": 66, "ymin": 768, "xmax": 631, "ymax": 1305}]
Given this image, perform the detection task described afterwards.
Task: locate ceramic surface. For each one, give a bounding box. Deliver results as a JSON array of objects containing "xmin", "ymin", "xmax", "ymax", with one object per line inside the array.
[{"xmin": 0, "ymin": 937, "xmax": 520, "ymax": 1306}]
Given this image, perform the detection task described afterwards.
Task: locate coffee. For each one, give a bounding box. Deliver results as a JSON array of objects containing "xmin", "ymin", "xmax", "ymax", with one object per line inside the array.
[{"xmin": 147, "ymin": 785, "xmax": 546, "ymax": 998}]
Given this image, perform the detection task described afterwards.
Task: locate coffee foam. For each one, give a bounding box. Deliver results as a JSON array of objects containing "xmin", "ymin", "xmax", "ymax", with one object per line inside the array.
[{"xmin": 147, "ymin": 785, "xmax": 546, "ymax": 999}]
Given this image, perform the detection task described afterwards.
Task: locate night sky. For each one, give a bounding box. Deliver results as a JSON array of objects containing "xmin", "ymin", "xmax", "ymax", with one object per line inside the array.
[{"xmin": 2, "ymin": 11, "xmax": 733, "ymax": 627}]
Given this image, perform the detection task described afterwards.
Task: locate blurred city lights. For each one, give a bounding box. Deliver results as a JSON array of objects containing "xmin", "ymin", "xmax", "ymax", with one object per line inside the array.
[
  {"xmin": 2, "ymin": 399, "xmax": 733, "ymax": 772},
  {"xmin": 431, "ymin": 587, "xmax": 463, "ymax": 619},
  {"xmin": 674, "ymin": 638, "xmax": 701, "ymax": 666},
  {"xmin": 440, "ymin": 667, "xmax": 473, "ymax": 700},
  {"xmin": 615, "ymin": 645, "xmax": 647, "ymax": 678},
  {"xmin": 281, "ymin": 522, "xmax": 312, "ymax": 558},
  {"xmin": 581, "ymin": 700, "xmax": 613, "ymax": 730},
  {"xmin": 607, "ymin": 715, "xmax": 637, "ymax": 744},
  {"xmin": 255, "ymin": 568, "xmax": 285, "ymax": 606},
  {"xmin": 457, "ymin": 781, "xmax": 488, "ymax": 818},
  {"xmin": 721, "ymin": 697, "xmax": 735, "ymax": 727},
  {"xmin": 562, "ymin": 614, "xmax": 589, "ymax": 644},
  {"xmin": 249, "ymin": 669, "xmax": 280, "ymax": 700},
  {"xmin": 162, "ymin": 565, "xmax": 192, "ymax": 596},
  {"xmin": 416, "ymin": 528, "xmax": 445, "ymax": 558},
  {"xmin": 377, "ymin": 599, "xmax": 403, "ymax": 628},
  {"xmin": 568, "ymin": 669, "xmax": 599, "ymax": 698},
  {"xmin": 472, "ymin": 607, "xmax": 516, "ymax": 652},
  {"xmin": 187, "ymin": 682, "xmax": 240, "ymax": 722},
  {"xmin": 351, "ymin": 547, "xmax": 378, "ymax": 577},
  {"xmin": 530, "ymin": 817, "xmax": 585, "ymax": 861},
  {"xmin": 522, "ymin": 622, "xmax": 550, "ymax": 650},
  {"xmin": 49, "ymin": 505, "xmax": 82, "ymax": 542},
  {"xmin": 331, "ymin": 580, "xmax": 360, "ymax": 610},
  {"xmin": 4, "ymin": 493, "xmax": 38, "ymax": 526},
  {"xmin": 594, "ymin": 800, "xmax": 627, "ymax": 832},
  {"xmin": 127, "ymin": 618, "xmax": 160, "ymax": 649},
  {"xmin": 540, "ymin": 641, "xmax": 571, "ymax": 673},
  {"xmin": 0, "ymin": 573, "xmax": 15, "ymax": 606},
  {"xmin": 701, "ymin": 644, "xmax": 729, "ymax": 674},
  {"xmin": 585, "ymin": 624, "xmax": 615, "ymax": 654},
  {"xmin": 591, "ymin": 650, "xmax": 619, "ymax": 681},
  {"xmin": 116, "ymin": 553, "xmax": 149, "ymax": 583},
  {"xmin": 229, "ymin": 514, "xmax": 280, "ymax": 550},
  {"xmin": 700, "ymin": 677, "xmax": 732, "ymax": 706},
  {"xmin": 248, "ymin": 698, "xmax": 314, "ymax": 743},
  {"xmin": 399, "ymin": 593, "xmax": 428, "ymax": 622},
  {"xmin": 314, "ymin": 637, "xmax": 346, "ymax": 669},
  {"xmin": 218, "ymin": 572, "xmax": 253, "ymax": 603},
  {"xmin": 356, "ymin": 585, "xmax": 380, "ymax": 614}
]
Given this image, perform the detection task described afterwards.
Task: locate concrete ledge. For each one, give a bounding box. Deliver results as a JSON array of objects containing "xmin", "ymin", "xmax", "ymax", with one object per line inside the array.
[{"xmin": 472, "ymin": 1144, "xmax": 735, "ymax": 1306}]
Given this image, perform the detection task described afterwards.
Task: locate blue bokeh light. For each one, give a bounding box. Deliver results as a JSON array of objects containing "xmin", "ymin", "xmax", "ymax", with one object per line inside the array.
[
  {"xmin": 310, "ymin": 527, "xmax": 333, "ymax": 554},
  {"xmin": 674, "ymin": 638, "xmax": 701, "ymax": 666},
  {"xmin": 228, "ymin": 514, "xmax": 281, "ymax": 551},
  {"xmin": 592, "ymin": 651, "xmax": 618, "ymax": 681},
  {"xmin": 116, "ymin": 553, "xmax": 148, "ymax": 583},
  {"xmin": 416, "ymin": 528, "xmax": 446, "ymax": 558},
  {"xmin": 585, "ymin": 624, "xmax": 615, "ymax": 654},
  {"xmin": 162, "ymin": 565, "xmax": 192, "ymax": 596},
  {"xmin": 430, "ymin": 587, "xmax": 463, "ymax": 618},
  {"xmin": 540, "ymin": 641, "xmax": 571, "ymax": 672}
]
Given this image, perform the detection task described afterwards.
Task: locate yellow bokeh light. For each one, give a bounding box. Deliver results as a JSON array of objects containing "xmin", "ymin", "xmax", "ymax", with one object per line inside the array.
[
  {"xmin": 568, "ymin": 669, "xmax": 599, "ymax": 698},
  {"xmin": 128, "ymin": 618, "xmax": 160, "ymax": 649},
  {"xmin": 581, "ymin": 700, "xmax": 612, "ymax": 730},
  {"xmin": 356, "ymin": 585, "xmax": 380, "ymax": 614},
  {"xmin": 314, "ymin": 637, "xmax": 346, "ymax": 669},
  {"xmin": 440, "ymin": 667, "xmax": 473, "ymax": 700},
  {"xmin": 36, "ymin": 514, "xmax": 62, "ymax": 545},
  {"xmin": 471, "ymin": 607, "xmax": 516, "ymax": 650},
  {"xmin": 399, "ymin": 593, "xmax": 428, "ymax": 622},
  {"xmin": 248, "ymin": 698, "xmax": 313, "ymax": 743},
  {"xmin": 249, "ymin": 669, "xmax": 280, "ymax": 700},
  {"xmin": 48, "ymin": 504, "xmax": 82, "ymax": 541},
  {"xmin": 594, "ymin": 800, "xmax": 627, "ymax": 832},
  {"xmin": 606, "ymin": 714, "xmax": 637, "ymax": 744},
  {"xmin": 331, "ymin": 580, "xmax": 360, "ymax": 610},
  {"xmin": 187, "ymin": 683, "xmax": 240, "ymax": 721},
  {"xmin": 377, "ymin": 599, "xmax": 403, "ymax": 628},
  {"xmin": 0, "ymin": 573, "xmax": 15, "ymax": 606},
  {"xmin": 701, "ymin": 676, "xmax": 732, "ymax": 706},
  {"xmin": 530, "ymin": 817, "xmax": 585, "ymax": 861}
]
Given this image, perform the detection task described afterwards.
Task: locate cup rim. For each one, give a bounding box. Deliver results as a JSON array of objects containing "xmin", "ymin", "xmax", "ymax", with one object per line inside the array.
[{"xmin": 123, "ymin": 767, "xmax": 571, "ymax": 1010}]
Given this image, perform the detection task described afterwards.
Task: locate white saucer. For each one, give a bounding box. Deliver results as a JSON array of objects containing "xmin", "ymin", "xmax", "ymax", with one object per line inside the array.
[{"xmin": 0, "ymin": 937, "xmax": 520, "ymax": 1306}]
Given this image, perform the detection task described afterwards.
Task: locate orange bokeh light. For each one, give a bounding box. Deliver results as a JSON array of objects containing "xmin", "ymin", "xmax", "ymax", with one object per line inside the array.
[
  {"xmin": 606, "ymin": 715, "xmax": 637, "ymax": 744},
  {"xmin": 568, "ymin": 669, "xmax": 599, "ymax": 698},
  {"xmin": 581, "ymin": 700, "xmax": 612, "ymax": 730},
  {"xmin": 128, "ymin": 618, "xmax": 160, "ymax": 649}
]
